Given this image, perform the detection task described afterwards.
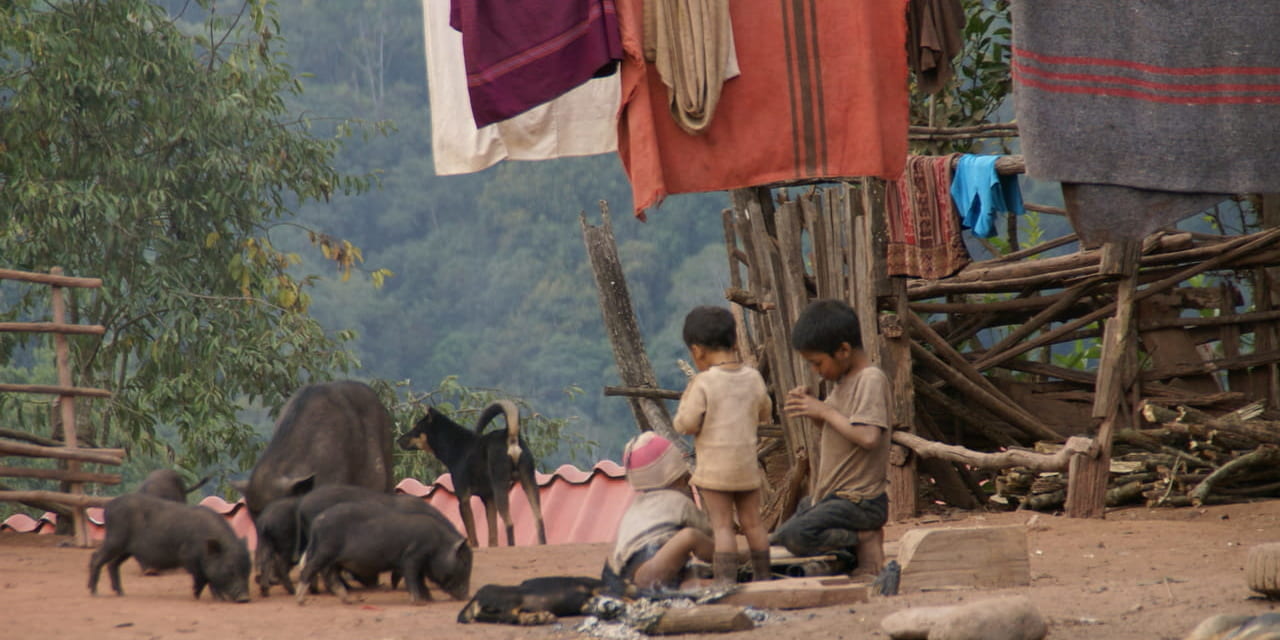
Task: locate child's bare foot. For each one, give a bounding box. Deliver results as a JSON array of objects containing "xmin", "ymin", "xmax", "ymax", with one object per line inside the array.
[{"xmin": 854, "ymin": 528, "xmax": 885, "ymax": 575}]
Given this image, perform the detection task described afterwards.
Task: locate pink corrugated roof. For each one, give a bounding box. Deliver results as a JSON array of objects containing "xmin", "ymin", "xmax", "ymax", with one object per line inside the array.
[
  {"xmin": 4, "ymin": 461, "xmax": 633, "ymax": 548},
  {"xmin": 396, "ymin": 461, "xmax": 634, "ymax": 545}
]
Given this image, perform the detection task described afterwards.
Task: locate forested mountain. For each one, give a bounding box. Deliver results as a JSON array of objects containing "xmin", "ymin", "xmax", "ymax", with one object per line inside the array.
[{"xmin": 271, "ymin": 0, "xmax": 728, "ymax": 462}]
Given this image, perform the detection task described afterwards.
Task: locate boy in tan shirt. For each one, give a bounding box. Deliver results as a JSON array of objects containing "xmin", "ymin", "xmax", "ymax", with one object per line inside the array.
[
  {"xmin": 674, "ymin": 306, "xmax": 773, "ymax": 584},
  {"xmin": 774, "ymin": 299, "xmax": 892, "ymax": 575}
]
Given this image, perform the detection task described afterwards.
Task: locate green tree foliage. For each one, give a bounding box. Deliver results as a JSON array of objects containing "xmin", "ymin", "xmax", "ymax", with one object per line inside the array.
[{"xmin": 0, "ymin": 0, "xmax": 382, "ymax": 471}]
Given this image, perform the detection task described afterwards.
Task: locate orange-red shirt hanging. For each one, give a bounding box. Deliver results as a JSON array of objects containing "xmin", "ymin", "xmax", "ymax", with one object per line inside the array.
[{"xmin": 616, "ymin": 0, "xmax": 910, "ymax": 218}]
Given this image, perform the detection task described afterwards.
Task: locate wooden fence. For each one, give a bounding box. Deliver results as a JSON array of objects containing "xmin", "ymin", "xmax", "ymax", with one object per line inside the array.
[{"xmin": 0, "ymin": 267, "xmax": 117, "ymax": 546}]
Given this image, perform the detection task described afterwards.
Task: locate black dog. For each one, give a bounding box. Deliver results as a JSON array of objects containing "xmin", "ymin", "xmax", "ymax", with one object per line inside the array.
[
  {"xmin": 457, "ymin": 577, "xmax": 607, "ymax": 625},
  {"xmin": 398, "ymin": 400, "xmax": 547, "ymax": 547}
]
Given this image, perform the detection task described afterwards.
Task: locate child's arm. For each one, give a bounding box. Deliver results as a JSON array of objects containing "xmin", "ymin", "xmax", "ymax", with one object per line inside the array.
[
  {"xmin": 673, "ymin": 378, "xmax": 707, "ymax": 436},
  {"xmin": 784, "ymin": 387, "xmax": 883, "ymax": 450}
]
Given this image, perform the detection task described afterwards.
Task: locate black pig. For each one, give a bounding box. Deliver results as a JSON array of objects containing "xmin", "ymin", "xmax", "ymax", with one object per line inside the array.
[
  {"xmin": 253, "ymin": 496, "xmax": 301, "ymax": 597},
  {"xmin": 88, "ymin": 493, "xmax": 250, "ymax": 602},
  {"xmin": 295, "ymin": 502, "xmax": 471, "ymax": 606},
  {"xmin": 233, "ymin": 381, "xmax": 394, "ymax": 519},
  {"xmin": 137, "ymin": 469, "xmax": 210, "ymax": 503}
]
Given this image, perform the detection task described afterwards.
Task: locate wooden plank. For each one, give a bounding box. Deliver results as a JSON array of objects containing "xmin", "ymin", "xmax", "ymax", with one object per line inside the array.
[
  {"xmin": 0, "ymin": 383, "xmax": 111, "ymax": 398},
  {"xmin": 0, "ymin": 489, "xmax": 112, "ymax": 508},
  {"xmin": 0, "ymin": 466, "xmax": 121, "ymax": 485},
  {"xmin": 0, "ymin": 440, "xmax": 124, "ymax": 465},
  {"xmin": 897, "ymin": 526, "xmax": 1031, "ymax": 592},
  {"xmin": 1137, "ymin": 298, "xmax": 1221, "ymax": 394},
  {"xmin": 0, "ymin": 322, "xmax": 106, "ymax": 335},
  {"xmin": 0, "ymin": 268, "xmax": 102, "ymax": 289},
  {"xmin": 716, "ymin": 576, "xmax": 870, "ymax": 610}
]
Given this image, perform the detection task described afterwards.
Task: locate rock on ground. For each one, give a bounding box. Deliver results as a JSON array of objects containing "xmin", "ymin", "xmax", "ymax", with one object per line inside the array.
[{"xmin": 880, "ymin": 595, "xmax": 1047, "ymax": 640}]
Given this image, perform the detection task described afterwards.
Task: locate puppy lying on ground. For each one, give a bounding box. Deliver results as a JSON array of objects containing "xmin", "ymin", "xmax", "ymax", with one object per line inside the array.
[{"xmin": 457, "ymin": 577, "xmax": 610, "ymax": 625}]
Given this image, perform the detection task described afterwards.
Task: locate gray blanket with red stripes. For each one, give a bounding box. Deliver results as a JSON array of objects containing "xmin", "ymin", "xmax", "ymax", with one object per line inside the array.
[{"xmin": 1010, "ymin": 1, "xmax": 1280, "ymax": 242}]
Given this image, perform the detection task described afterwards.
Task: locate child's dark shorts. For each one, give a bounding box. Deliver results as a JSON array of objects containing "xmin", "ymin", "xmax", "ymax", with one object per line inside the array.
[{"xmin": 770, "ymin": 492, "xmax": 889, "ymax": 558}]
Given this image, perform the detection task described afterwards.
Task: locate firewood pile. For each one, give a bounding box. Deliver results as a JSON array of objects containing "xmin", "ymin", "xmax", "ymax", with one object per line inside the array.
[{"xmin": 994, "ymin": 401, "xmax": 1280, "ymax": 511}]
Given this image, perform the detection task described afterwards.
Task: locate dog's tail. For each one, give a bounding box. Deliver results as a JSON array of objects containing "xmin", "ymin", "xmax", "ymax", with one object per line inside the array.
[
  {"xmin": 184, "ymin": 475, "xmax": 212, "ymax": 495},
  {"xmin": 475, "ymin": 400, "xmax": 522, "ymax": 464}
]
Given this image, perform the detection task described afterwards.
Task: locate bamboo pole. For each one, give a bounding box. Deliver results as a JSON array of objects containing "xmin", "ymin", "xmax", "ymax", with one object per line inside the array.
[
  {"xmin": 0, "ymin": 268, "xmax": 102, "ymax": 289},
  {"xmin": 0, "ymin": 490, "xmax": 112, "ymax": 508},
  {"xmin": 0, "ymin": 322, "xmax": 106, "ymax": 335},
  {"xmin": 604, "ymin": 386, "xmax": 682, "ymax": 401},
  {"xmin": 0, "ymin": 383, "xmax": 112, "ymax": 398},
  {"xmin": 0, "ymin": 435, "xmax": 124, "ymax": 465},
  {"xmin": 0, "ymin": 466, "xmax": 121, "ymax": 485}
]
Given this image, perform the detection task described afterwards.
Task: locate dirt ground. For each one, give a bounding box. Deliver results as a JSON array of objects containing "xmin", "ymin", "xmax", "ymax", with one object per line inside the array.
[{"xmin": 2, "ymin": 501, "xmax": 1279, "ymax": 640}]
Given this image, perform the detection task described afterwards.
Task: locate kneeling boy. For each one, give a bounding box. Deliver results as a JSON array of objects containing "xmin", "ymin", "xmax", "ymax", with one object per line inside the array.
[{"xmin": 774, "ymin": 299, "xmax": 892, "ymax": 574}]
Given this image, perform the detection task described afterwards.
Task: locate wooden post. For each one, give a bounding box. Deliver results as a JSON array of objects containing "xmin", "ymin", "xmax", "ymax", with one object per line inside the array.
[
  {"xmin": 50, "ymin": 267, "xmax": 89, "ymax": 546},
  {"xmin": 884, "ymin": 284, "xmax": 916, "ymax": 520},
  {"xmin": 579, "ymin": 204, "xmax": 688, "ymax": 454},
  {"xmin": 1066, "ymin": 240, "xmax": 1139, "ymax": 518}
]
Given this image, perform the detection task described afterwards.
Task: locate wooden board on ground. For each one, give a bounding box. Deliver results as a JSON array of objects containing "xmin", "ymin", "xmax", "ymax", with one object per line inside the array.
[
  {"xmin": 691, "ymin": 545, "xmax": 836, "ymax": 570},
  {"xmin": 715, "ymin": 576, "xmax": 870, "ymax": 610},
  {"xmin": 897, "ymin": 525, "xmax": 1031, "ymax": 592}
]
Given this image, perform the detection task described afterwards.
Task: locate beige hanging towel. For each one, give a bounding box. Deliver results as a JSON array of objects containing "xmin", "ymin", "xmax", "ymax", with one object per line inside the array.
[{"xmin": 645, "ymin": 0, "xmax": 733, "ymax": 134}]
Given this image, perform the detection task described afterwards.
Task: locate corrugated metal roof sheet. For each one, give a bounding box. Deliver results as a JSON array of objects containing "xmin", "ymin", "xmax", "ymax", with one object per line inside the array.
[
  {"xmin": 396, "ymin": 461, "xmax": 633, "ymax": 545},
  {"xmin": 2, "ymin": 462, "xmax": 633, "ymax": 547}
]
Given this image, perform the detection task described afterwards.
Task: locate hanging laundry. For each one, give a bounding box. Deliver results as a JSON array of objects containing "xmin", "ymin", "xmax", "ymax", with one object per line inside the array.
[
  {"xmin": 950, "ymin": 154, "xmax": 1024, "ymax": 239},
  {"xmin": 451, "ymin": 0, "xmax": 623, "ymax": 128},
  {"xmin": 886, "ymin": 155, "xmax": 971, "ymax": 279},
  {"xmin": 645, "ymin": 0, "xmax": 733, "ymax": 134},
  {"xmin": 423, "ymin": 0, "xmax": 619, "ymax": 176},
  {"xmin": 1010, "ymin": 0, "xmax": 1280, "ymax": 245},
  {"xmin": 906, "ymin": 0, "xmax": 965, "ymax": 94},
  {"xmin": 616, "ymin": 0, "xmax": 909, "ymax": 219}
]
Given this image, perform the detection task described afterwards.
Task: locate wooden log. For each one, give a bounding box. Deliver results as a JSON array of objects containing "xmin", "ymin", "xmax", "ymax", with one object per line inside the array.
[
  {"xmin": 715, "ymin": 576, "xmax": 869, "ymax": 610},
  {"xmin": 1067, "ymin": 244, "xmax": 1139, "ymax": 519},
  {"xmin": 0, "ymin": 383, "xmax": 111, "ymax": 398},
  {"xmin": 914, "ymin": 380, "xmax": 1020, "ymax": 446},
  {"xmin": 891, "ymin": 431, "xmax": 1091, "ymax": 472},
  {"xmin": 0, "ymin": 481, "xmax": 71, "ymax": 516},
  {"xmin": 0, "ymin": 322, "xmax": 106, "ymax": 335},
  {"xmin": 724, "ymin": 287, "xmax": 772, "ymax": 312},
  {"xmin": 603, "ymin": 386, "xmax": 683, "ymax": 401},
  {"xmin": 0, "ymin": 268, "xmax": 102, "ymax": 288},
  {"xmin": 0, "ymin": 428, "xmax": 65, "ymax": 448},
  {"xmin": 1190, "ymin": 446, "xmax": 1280, "ymax": 506},
  {"xmin": 909, "ymin": 341, "xmax": 1063, "ymax": 442},
  {"xmin": 974, "ymin": 276, "xmax": 1106, "ymax": 370},
  {"xmin": 0, "ymin": 439, "xmax": 124, "ymax": 465},
  {"xmin": 644, "ymin": 605, "xmax": 755, "ymax": 635},
  {"xmin": 909, "ymin": 123, "xmax": 1018, "ymax": 135},
  {"xmin": 50, "ymin": 266, "xmax": 91, "ymax": 547},
  {"xmin": 0, "ymin": 466, "xmax": 121, "ymax": 485},
  {"xmin": 990, "ymin": 233, "xmax": 1080, "ymax": 264},
  {"xmin": 897, "ymin": 526, "xmax": 1031, "ymax": 592},
  {"xmin": 0, "ymin": 489, "xmax": 112, "ymax": 508},
  {"xmin": 580, "ymin": 203, "xmax": 685, "ymax": 453},
  {"xmin": 978, "ymin": 229, "xmax": 1280, "ymax": 372},
  {"xmin": 886, "ymin": 286, "xmax": 917, "ymax": 521},
  {"xmin": 1142, "ymin": 402, "xmax": 1280, "ymax": 446}
]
